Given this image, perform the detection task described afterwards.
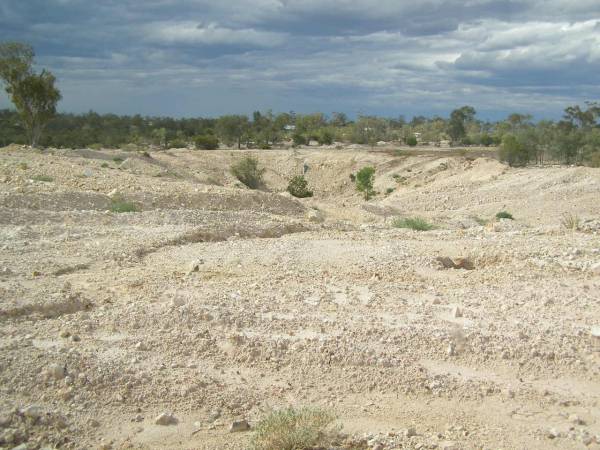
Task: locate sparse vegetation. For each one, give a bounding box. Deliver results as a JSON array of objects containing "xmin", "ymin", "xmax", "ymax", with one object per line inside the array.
[
  {"xmin": 231, "ymin": 155, "xmax": 265, "ymax": 189},
  {"xmin": 112, "ymin": 157, "xmax": 124, "ymax": 164},
  {"xmin": 472, "ymin": 216, "xmax": 489, "ymax": 226},
  {"xmin": 496, "ymin": 211, "xmax": 514, "ymax": 220},
  {"xmin": 110, "ymin": 198, "xmax": 138, "ymax": 213},
  {"xmin": 561, "ymin": 212, "xmax": 580, "ymax": 231},
  {"xmin": 406, "ymin": 135, "xmax": 418, "ymax": 146},
  {"xmin": 18, "ymin": 162, "xmax": 28, "ymax": 170},
  {"xmin": 31, "ymin": 174, "xmax": 53, "ymax": 182},
  {"xmin": 101, "ymin": 162, "xmax": 109, "ymax": 168},
  {"xmin": 392, "ymin": 217, "xmax": 435, "ymax": 231},
  {"xmin": 287, "ymin": 175, "xmax": 313, "ymax": 198},
  {"xmin": 355, "ymin": 166, "xmax": 376, "ymax": 200},
  {"xmin": 249, "ymin": 407, "xmax": 338, "ymax": 450},
  {"xmin": 385, "ymin": 187, "xmax": 394, "ymax": 194}
]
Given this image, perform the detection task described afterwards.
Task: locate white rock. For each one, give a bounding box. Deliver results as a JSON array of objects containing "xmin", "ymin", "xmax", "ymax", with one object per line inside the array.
[
  {"xmin": 154, "ymin": 412, "xmax": 178, "ymax": 426},
  {"xmin": 21, "ymin": 405, "xmax": 44, "ymax": 419},
  {"xmin": 46, "ymin": 363, "xmax": 66, "ymax": 380},
  {"xmin": 229, "ymin": 419, "xmax": 250, "ymax": 432}
]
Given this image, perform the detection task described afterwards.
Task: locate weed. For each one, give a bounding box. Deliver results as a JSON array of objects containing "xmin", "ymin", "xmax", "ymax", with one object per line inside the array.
[
  {"xmin": 110, "ymin": 198, "xmax": 138, "ymax": 213},
  {"xmin": 112, "ymin": 157, "xmax": 124, "ymax": 164},
  {"xmin": 18, "ymin": 162, "xmax": 28, "ymax": 170},
  {"xmin": 561, "ymin": 213, "xmax": 580, "ymax": 231},
  {"xmin": 101, "ymin": 162, "xmax": 109, "ymax": 168},
  {"xmin": 495, "ymin": 211, "xmax": 514, "ymax": 220},
  {"xmin": 392, "ymin": 217, "xmax": 435, "ymax": 231},
  {"xmin": 249, "ymin": 407, "xmax": 338, "ymax": 450},
  {"xmin": 385, "ymin": 187, "xmax": 395, "ymax": 194},
  {"xmin": 472, "ymin": 216, "xmax": 489, "ymax": 226},
  {"xmin": 231, "ymin": 156, "xmax": 265, "ymax": 189}
]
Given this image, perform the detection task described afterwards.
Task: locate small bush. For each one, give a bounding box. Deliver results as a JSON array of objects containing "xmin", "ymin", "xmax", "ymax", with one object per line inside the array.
[
  {"xmin": 317, "ymin": 129, "xmax": 334, "ymax": 145},
  {"xmin": 355, "ymin": 166, "xmax": 376, "ymax": 200},
  {"xmin": 392, "ymin": 174, "xmax": 406, "ymax": 184},
  {"xmin": 31, "ymin": 174, "xmax": 53, "ymax": 182},
  {"xmin": 112, "ymin": 157, "xmax": 124, "ymax": 164},
  {"xmin": 292, "ymin": 133, "xmax": 307, "ymax": 146},
  {"xmin": 406, "ymin": 135, "xmax": 418, "ymax": 146},
  {"xmin": 121, "ymin": 143, "xmax": 139, "ymax": 152},
  {"xmin": 392, "ymin": 217, "xmax": 435, "ymax": 231},
  {"xmin": 110, "ymin": 199, "xmax": 138, "ymax": 213},
  {"xmin": 249, "ymin": 407, "xmax": 338, "ymax": 450},
  {"xmin": 169, "ymin": 139, "xmax": 188, "ymax": 149},
  {"xmin": 349, "ymin": 173, "xmax": 356, "ymax": 182},
  {"xmin": 194, "ymin": 134, "xmax": 219, "ymax": 150},
  {"xmin": 287, "ymin": 175, "xmax": 313, "ymax": 198},
  {"xmin": 561, "ymin": 213, "xmax": 580, "ymax": 231},
  {"xmin": 385, "ymin": 187, "xmax": 394, "ymax": 194},
  {"xmin": 101, "ymin": 162, "xmax": 109, "ymax": 168},
  {"xmin": 89, "ymin": 143, "xmax": 103, "ymax": 150},
  {"xmin": 472, "ymin": 216, "xmax": 489, "ymax": 226},
  {"xmin": 18, "ymin": 162, "xmax": 28, "ymax": 170},
  {"xmin": 231, "ymin": 156, "xmax": 265, "ymax": 189},
  {"xmin": 495, "ymin": 211, "xmax": 514, "ymax": 220}
]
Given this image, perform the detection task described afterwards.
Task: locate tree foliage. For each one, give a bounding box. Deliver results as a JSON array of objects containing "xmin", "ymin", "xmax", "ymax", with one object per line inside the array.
[
  {"xmin": 0, "ymin": 41, "xmax": 61, "ymax": 147},
  {"xmin": 355, "ymin": 166, "xmax": 376, "ymax": 200}
]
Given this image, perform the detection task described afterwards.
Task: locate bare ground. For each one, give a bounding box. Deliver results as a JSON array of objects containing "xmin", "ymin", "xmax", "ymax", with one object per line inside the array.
[{"xmin": 1, "ymin": 145, "xmax": 599, "ymax": 450}]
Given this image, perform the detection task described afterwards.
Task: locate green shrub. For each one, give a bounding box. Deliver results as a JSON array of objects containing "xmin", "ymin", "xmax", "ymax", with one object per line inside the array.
[
  {"xmin": 121, "ymin": 143, "xmax": 139, "ymax": 152},
  {"xmin": 194, "ymin": 134, "xmax": 219, "ymax": 150},
  {"xmin": 287, "ymin": 175, "xmax": 313, "ymax": 198},
  {"xmin": 292, "ymin": 133, "xmax": 307, "ymax": 146},
  {"xmin": 317, "ymin": 129, "xmax": 334, "ymax": 145},
  {"xmin": 495, "ymin": 211, "xmax": 514, "ymax": 220},
  {"xmin": 385, "ymin": 187, "xmax": 394, "ymax": 194},
  {"xmin": 499, "ymin": 134, "xmax": 530, "ymax": 167},
  {"xmin": 169, "ymin": 139, "xmax": 188, "ymax": 149},
  {"xmin": 89, "ymin": 143, "xmax": 103, "ymax": 150},
  {"xmin": 101, "ymin": 162, "xmax": 109, "ymax": 168},
  {"xmin": 18, "ymin": 162, "xmax": 28, "ymax": 170},
  {"xmin": 406, "ymin": 135, "xmax": 418, "ymax": 146},
  {"xmin": 231, "ymin": 156, "xmax": 265, "ymax": 189},
  {"xmin": 110, "ymin": 198, "xmax": 138, "ymax": 213},
  {"xmin": 355, "ymin": 166, "xmax": 376, "ymax": 200},
  {"xmin": 112, "ymin": 157, "xmax": 124, "ymax": 163},
  {"xmin": 249, "ymin": 407, "xmax": 338, "ymax": 450},
  {"xmin": 392, "ymin": 217, "xmax": 435, "ymax": 231},
  {"xmin": 31, "ymin": 174, "xmax": 53, "ymax": 182}
]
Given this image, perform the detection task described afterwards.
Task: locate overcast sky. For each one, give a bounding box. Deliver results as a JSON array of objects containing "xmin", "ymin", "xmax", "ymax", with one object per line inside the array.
[{"xmin": 1, "ymin": 0, "xmax": 599, "ymax": 120}]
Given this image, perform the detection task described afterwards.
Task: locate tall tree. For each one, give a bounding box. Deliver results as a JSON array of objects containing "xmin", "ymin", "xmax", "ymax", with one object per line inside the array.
[
  {"xmin": 447, "ymin": 106, "xmax": 476, "ymax": 143},
  {"xmin": 0, "ymin": 42, "xmax": 61, "ymax": 147}
]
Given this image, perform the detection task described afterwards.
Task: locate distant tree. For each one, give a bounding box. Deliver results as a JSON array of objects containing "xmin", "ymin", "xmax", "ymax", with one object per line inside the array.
[
  {"xmin": 330, "ymin": 112, "xmax": 348, "ymax": 127},
  {"xmin": 0, "ymin": 42, "xmax": 61, "ymax": 147},
  {"xmin": 194, "ymin": 134, "xmax": 219, "ymax": 150},
  {"xmin": 564, "ymin": 102, "xmax": 600, "ymax": 129},
  {"xmin": 447, "ymin": 106, "xmax": 476, "ymax": 143},
  {"xmin": 499, "ymin": 134, "xmax": 530, "ymax": 167},
  {"xmin": 152, "ymin": 128, "xmax": 167, "ymax": 149},
  {"xmin": 216, "ymin": 115, "xmax": 249, "ymax": 149},
  {"xmin": 355, "ymin": 166, "xmax": 376, "ymax": 200}
]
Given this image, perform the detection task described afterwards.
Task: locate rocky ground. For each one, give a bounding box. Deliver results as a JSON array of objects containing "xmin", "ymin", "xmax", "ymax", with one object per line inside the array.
[{"xmin": 0, "ymin": 145, "xmax": 599, "ymax": 450}]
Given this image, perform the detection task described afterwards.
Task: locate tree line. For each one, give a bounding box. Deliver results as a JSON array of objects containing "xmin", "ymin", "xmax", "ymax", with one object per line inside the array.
[{"xmin": 1, "ymin": 41, "xmax": 599, "ymax": 167}]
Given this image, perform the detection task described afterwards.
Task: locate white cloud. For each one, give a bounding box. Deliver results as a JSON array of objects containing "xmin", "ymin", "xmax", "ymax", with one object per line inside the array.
[{"xmin": 142, "ymin": 21, "xmax": 287, "ymax": 47}]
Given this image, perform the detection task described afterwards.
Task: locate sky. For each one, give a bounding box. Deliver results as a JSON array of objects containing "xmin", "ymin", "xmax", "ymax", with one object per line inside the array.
[{"xmin": 1, "ymin": 0, "xmax": 599, "ymax": 120}]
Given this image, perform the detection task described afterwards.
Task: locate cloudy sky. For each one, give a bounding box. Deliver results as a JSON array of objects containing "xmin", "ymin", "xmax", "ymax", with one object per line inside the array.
[{"xmin": 1, "ymin": 0, "xmax": 599, "ymax": 120}]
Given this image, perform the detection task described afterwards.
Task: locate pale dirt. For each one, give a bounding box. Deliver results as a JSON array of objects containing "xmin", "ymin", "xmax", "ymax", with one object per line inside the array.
[{"xmin": 1, "ymin": 145, "xmax": 600, "ymax": 450}]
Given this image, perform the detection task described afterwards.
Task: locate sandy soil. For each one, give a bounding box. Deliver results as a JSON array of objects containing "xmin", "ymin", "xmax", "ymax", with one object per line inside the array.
[{"xmin": 1, "ymin": 145, "xmax": 599, "ymax": 450}]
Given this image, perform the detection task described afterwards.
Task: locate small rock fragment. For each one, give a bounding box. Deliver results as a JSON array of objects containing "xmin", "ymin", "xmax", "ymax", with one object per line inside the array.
[
  {"xmin": 229, "ymin": 419, "xmax": 250, "ymax": 433},
  {"xmin": 154, "ymin": 412, "xmax": 178, "ymax": 426}
]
